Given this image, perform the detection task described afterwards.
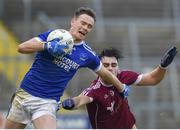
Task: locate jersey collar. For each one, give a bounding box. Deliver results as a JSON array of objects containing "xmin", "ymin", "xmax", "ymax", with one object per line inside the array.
[
  {"xmin": 74, "ymin": 40, "xmax": 85, "ymax": 46},
  {"xmin": 98, "ymin": 78, "xmax": 113, "ymax": 87}
]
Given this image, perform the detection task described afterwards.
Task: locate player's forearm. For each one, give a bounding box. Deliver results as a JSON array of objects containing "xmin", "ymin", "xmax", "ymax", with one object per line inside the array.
[
  {"xmin": 139, "ymin": 46, "xmax": 177, "ymax": 86},
  {"xmin": 97, "ymin": 67, "xmax": 124, "ymax": 92},
  {"xmin": 139, "ymin": 66, "xmax": 166, "ymax": 86},
  {"xmin": 149, "ymin": 66, "xmax": 166, "ymax": 84},
  {"xmin": 62, "ymin": 96, "xmax": 92, "ymax": 110},
  {"xmin": 106, "ymin": 71, "xmax": 124, "ymax": 92},
  {"xmin": 72, "ymin": 97, "xmax": 82, "ymax": 108},
  {"xmin": 154, "ymin": 46, "xmax": 178, "ymax": 83},
  {"xmin": 18, "ymin": 38, "xmax": 44, "ymax": 54},
  {"xmin": 73, "ymin": 95, "xmax": 92, "ymax": 108}
]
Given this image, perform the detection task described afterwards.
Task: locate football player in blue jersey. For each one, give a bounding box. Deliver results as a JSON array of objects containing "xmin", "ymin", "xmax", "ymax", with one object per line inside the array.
[{"xmin": 4, "ymin": 7, "xmax": 129, "ymax": 129}]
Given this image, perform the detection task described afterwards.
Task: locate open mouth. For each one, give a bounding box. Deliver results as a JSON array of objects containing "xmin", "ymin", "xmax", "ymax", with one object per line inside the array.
[{"xmin": 78, "ymin": 31, "xmax": 86, "ymax": 36}]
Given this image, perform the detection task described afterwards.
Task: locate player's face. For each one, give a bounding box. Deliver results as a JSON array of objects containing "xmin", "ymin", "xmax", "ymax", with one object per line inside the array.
[
  {"xmin": 101, "ymin": 56, "xmax": 119, "ymax": 76},
  {"xmin": 70, "ymin": 14, "xmax": 95, "ymax": 43}
]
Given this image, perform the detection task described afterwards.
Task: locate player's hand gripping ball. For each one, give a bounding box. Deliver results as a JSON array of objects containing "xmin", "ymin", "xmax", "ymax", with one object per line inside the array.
[{"xmin": 45, "ymin": 29, "xmax": 74, "ymax": 56}]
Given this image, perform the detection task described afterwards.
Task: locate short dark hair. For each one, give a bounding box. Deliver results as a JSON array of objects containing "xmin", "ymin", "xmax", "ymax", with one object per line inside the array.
[
  {"xmin": 99, "ymin": 47, "xmax": 123, "ymax": 61},
  {"xmin": 74, "ymin": 7, "xmax": 96, "ymax": 22}
]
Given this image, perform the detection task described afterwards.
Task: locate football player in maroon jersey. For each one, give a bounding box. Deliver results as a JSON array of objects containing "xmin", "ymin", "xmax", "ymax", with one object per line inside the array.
[{"xmin": 62, "ymin": 46, "xmax": 177, "ymax": 129}]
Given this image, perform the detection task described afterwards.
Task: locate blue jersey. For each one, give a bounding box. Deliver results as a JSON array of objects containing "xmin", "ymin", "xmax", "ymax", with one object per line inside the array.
[{"xmin": 20, "ymin": 30, "xmax": 102, "ymax": 101}]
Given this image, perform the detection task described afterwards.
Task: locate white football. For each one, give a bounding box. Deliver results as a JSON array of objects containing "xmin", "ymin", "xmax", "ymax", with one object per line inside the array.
[{"xmin": 47, "ymin": 29, "xmax": 74, "ymax": 54}]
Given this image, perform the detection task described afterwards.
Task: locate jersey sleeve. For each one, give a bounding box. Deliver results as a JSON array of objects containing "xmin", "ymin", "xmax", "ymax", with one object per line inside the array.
[
  {"xmin": 83, "ymin": 44, "xmax": 102, "ymax": 72},
  {"xmin": 117, "ymin": 70, "xmax": 141, "ymax": 85},
  {"xmin": 81, "ymin": 87, "xmax": 95, "ymax": 99},
  {"xmin": 87, "ymin": 52, "xmax": 102, "ymax": 72},
  {"xmin": 36, "ymin": 30, "xmax": 53, "ymax": 42},
  {"xmin": 81, "ymin": 80, "xmax": 99, "ymax": 100},
  {"xmin": 87, "ymin": 56, "xmax": 102, "ymax": 72}
]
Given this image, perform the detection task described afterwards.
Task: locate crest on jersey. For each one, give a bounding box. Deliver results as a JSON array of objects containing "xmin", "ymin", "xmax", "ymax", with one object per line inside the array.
[
  {"xmin": 109, "ymin": 90, "xmax": 114, "ymax": 96},
  {"xmin": 107, "ymin": 101, "xmax": 115, "ymax": 112},
  {"xmin": 79, "ymin": 53, "xmax": 88, "ymax": 61}
]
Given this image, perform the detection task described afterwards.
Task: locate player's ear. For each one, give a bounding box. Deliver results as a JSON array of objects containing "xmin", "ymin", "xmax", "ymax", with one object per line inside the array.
[{"xmin": 71, "ymin": 17, "xmax": 76, "ymax": 25}]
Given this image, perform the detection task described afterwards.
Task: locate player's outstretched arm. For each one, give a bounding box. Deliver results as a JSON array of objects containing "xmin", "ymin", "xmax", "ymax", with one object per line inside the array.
[
  {"xmin": 96, "ymin": 66, "xmax": 130, "ymax": 97},
  {"xmin": 137, "ymin": 46, "xmax": 178, "ymax": 86},
  {"xmin": 62, "ymin": 95, "xmax": 92, "ymax": 110},
  {"xmin": 18, "ymin": 37, "xmax": 67, "ymax": 56},
  {"xmin": 18, "ymin": 38, "xmax": 44, "ymax": 54}
]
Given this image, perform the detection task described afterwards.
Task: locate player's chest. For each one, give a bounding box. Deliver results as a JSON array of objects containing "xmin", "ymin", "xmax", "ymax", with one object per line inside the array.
[
  {"xmin": 66, "ymin": 47, "xmax": 91, "ymax": 66},
  {"xmin": 50, "ymin": 50, "xmax": 90, "ymax": 72},
  {"xmin": 99, "ymin": 89, "xmax": 121, "ymax": 113}
]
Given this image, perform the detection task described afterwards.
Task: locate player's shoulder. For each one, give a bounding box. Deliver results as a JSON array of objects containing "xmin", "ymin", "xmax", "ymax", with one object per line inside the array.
[
  {"xmin": 117, "ymin": 69, "xmax": 140, "ymax": 80},
  {"xmin": 118, "ymin": 70, "xmax": 140, "ymax": 85},
  {"xmin": 90, "ymin": 78, "xmax": 102, "ymax": 89},
  {"xmin": 118, "ymin": 70, "xmax": 139, "ymax": 76},
  {"xmin": 82, "ymin": 79, "xmax": 101, "ymax": 94},
  {"xmin": 36, "ymin": 29, "xmax": 54, "ymax": 42},
  {"xmin": 80, "ymin": 41, "xmax": 97, "ymax": 56}
]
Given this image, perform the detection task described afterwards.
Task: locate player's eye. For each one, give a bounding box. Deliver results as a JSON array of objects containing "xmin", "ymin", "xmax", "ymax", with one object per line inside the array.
[
  {"xmin": 103, "ymin": 63, "xmax": 110, "ymax": 67},
  {"xmin": 111, "ymin": 63, "xmax": 118, "ymax": 67},
  {"xmin": 87, "ymin": 24, "xmax": 93, "ymax": 29},
  {"xmin": 81, "ymin": 21, "xmax": 86, "ymax": 26},
  {"xmin": 103, "ymin": 63, "xmax": 118, "ymax": 67}
]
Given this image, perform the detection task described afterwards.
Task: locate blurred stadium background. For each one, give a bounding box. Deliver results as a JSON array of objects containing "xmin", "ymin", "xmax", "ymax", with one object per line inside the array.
[{"xmin": 0, "ymin": 0, "xmax": 180, "ymax": 128}]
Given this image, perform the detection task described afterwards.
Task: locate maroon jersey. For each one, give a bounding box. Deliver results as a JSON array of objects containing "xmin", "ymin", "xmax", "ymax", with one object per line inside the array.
[{"xmin": 82, "ymin": 70, "xmax": 140, "ymax": 129}]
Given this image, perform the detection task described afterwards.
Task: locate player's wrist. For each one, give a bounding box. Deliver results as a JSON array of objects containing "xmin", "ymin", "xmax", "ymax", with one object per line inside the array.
[
  {"xmin": 121, "ymin": 84, "xmax": 125, "ymax": 92},
  {"xmin": 43, "ymin": 42, "xmax": 48, "ymax": 50},
  {"xmin": 119, "ymin": 84, "xmax": 130, "ymax": 98},
  {"xmin": 44, "ymin": 39, "xmax": 58, "ymax": 51},
  {"xmin": 159, "ymin": 64, "xmax": 168, "ymax": 70}
]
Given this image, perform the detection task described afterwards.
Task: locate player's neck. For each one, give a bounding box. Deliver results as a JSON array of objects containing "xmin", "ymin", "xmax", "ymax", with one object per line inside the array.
[
  {"xmin": 74, "ymin": 39, "xmax": 82, "ymax": 43},
  {"xmin": 99, "ymin": 78, "xmax": 113, "ymax": 87}
]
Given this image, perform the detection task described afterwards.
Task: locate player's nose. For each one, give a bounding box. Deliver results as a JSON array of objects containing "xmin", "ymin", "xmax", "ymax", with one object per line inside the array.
[{"xmin": 107, "ymin": 66, "xmax": 113, "ymax": 71}]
